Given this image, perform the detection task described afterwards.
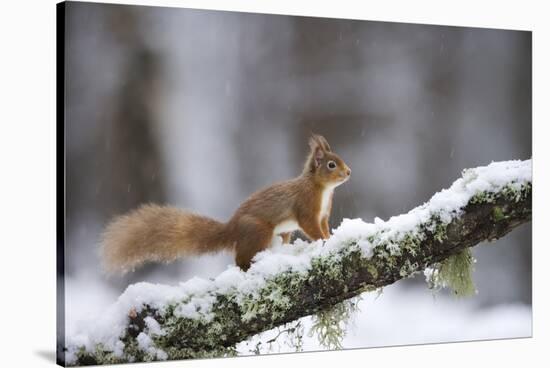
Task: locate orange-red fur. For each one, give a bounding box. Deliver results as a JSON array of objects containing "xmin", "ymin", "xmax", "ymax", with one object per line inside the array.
[{"xmin": 100, "ymin": 135, "xmax": 351, "ymax": 273}]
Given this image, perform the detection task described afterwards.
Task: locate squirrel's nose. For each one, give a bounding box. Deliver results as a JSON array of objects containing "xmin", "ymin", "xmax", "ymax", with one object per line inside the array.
[{"xmin": 346, "ymin": 168, "xmax": 351, "ymax": 176}]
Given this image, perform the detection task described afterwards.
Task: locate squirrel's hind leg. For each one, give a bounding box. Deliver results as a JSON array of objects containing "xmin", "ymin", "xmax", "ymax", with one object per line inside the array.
[
  {"xmin": 321, "ymin": 216, "xmax": 330, "ymax": 239},
  {"xmin": 298, "ymin": 217, "xmax": 326, "ymax": 241},
  {"xmin": 281, "ymin": 232, "xmax": 292, "ymax": 245},
  {"xmin": 234, "ymin": 217, "xmax": 273, "ymax": 271}
]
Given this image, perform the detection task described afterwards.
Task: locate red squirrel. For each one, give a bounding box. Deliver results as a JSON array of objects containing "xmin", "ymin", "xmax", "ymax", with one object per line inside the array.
[{"xmin": 101, "ymin": 134, "xmax": 351, "ymax": 273}]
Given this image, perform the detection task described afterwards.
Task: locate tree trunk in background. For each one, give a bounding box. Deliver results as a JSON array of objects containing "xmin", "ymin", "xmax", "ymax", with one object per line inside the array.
[
  {"xmin": 65, "ymin": 4, "xmax": 168, "ymax": 280},
  {"xmin": 100, "ymin": 6, "xmax": 166, "ymax": 220}
]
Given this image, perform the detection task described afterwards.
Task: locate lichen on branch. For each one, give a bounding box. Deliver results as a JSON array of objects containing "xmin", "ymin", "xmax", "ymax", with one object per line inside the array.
[{"xmin": 64, "ymin": 159, "xmax": 532, "ymax": 366}]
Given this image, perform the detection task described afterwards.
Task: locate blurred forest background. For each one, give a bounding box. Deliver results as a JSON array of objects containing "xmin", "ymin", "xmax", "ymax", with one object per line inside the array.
[{"xmin": 64, "ymin": 2, "xmax": 532, "ymax": 349}]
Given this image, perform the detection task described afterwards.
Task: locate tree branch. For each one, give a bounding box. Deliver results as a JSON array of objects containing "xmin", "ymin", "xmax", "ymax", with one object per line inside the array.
[{"xmin": 65, "ymin": 160, "xmax": 532, "ymax": 366}]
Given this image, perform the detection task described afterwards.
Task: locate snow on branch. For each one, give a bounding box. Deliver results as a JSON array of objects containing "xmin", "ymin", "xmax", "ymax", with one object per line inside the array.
[{"xmin": 64, "ymin": 159, "xmax": 532, "ymax": 366}]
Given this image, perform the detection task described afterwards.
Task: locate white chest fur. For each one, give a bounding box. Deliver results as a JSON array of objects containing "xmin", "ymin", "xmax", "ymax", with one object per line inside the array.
[
  {"xmin": 319, "ymin": 184, "xmax": 337, "ymax": 220},
  {"xmin": 272, "ymin": 183, "xmax": 339, "ymax": 236},
  {"xmin": 273, "ymin": 219, "xmax": 301, "ymax": 235}
]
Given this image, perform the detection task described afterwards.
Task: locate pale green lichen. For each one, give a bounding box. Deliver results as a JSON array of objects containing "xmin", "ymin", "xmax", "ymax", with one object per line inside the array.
[
  {"xmin": 239, "ymin": 272, "xmax": 306, "ymax": 322},
  {"xmin": 308, "ymin": 295, "xmax": 362, "ymax": 350},
  {"xmin": 428, "ymin": 248, "xmax": 476, "ymax": 297},
  {"xmin": 492, "ymin": 206, "xmax": 506, "ymax": 222},
  {"xmin": 373, "ymin": 247, "xmax": 398, "ymax": 269},
  {"xmin": 73, "ymin": 343, "xmax": 131, "ymax": 366},
  {"xmin": 470, "ymin": 182, "xmax": 531, "ymax": 205},
  {"xmin": 431, "ymin": 221, "xmax": 449, "ymax": 243},
  {"xmin": 367, "ymin": 263, "xmax": 378, "ymax": 279},
  {"xmin": 400, "ymin": 233, "xmax": 422, "ymax": 256},
  {"xmin": 399, "ymin": 259, "xmax": 419, "ymax": 278}
]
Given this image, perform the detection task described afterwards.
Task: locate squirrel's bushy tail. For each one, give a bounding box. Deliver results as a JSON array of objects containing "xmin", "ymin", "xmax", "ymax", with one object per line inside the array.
[{"xmin": 100, "ymin": 204, "xmax": 231, "ymax": 275}]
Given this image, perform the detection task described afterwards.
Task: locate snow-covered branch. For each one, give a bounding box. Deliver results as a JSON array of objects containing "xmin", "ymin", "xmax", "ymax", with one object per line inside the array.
[{"xmin": 64, "ymin": 159, "xmax": 532, "ymax": 366}]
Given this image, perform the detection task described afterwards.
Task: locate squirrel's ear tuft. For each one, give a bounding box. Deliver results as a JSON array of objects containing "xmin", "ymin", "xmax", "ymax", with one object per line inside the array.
[
  {"xmin": 308, "ymin": 135, "xmax": 325, "ymax": 169},
  {"xmin": 309, "ymin": 135, "xmax": 320, "ymax": 152},
  {"xmin": 317, "ymin": 135, "xmax": 332, "ymax": 152},
  {"xmin": 310, "ymin": 134, "xmax": 331, "ymax": 152}
]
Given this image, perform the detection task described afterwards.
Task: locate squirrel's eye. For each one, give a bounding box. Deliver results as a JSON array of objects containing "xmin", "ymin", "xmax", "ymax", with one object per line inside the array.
[{"xmin": 327, "ymin": 161, "xmax": 336, "ymax": 170}]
